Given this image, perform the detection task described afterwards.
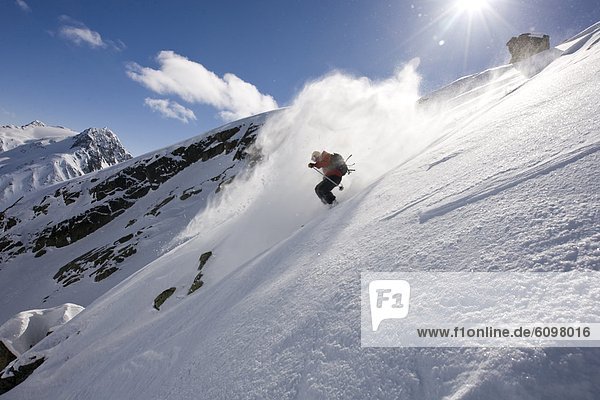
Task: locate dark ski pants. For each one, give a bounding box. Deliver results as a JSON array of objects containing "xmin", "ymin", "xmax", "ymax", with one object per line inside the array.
[{"xmin": 315, "ymin": 175, "xmax": 342, "ymax": 204}]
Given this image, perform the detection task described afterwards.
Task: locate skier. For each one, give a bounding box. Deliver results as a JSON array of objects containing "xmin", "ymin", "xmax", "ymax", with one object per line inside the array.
[{"xmin": 308, "ymin": 150, "xmax": 346, "ymax": 206}]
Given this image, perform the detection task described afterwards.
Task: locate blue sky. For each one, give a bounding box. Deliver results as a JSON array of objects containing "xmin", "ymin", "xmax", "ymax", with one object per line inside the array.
[{"xmin": 1, "ymin": 0, "xmax": 599, "ymax": 155}]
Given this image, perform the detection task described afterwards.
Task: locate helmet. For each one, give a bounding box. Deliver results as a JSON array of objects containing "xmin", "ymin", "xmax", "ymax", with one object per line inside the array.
[{"xmin": 311, "ymin": 151, "xmax": 321, "ymax": 161}]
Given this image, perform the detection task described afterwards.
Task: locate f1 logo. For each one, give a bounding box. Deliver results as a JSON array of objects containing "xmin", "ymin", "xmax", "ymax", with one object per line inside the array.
[{"xmin": 369, "ymin": 280, "xmax": 411, "ymax": 331}]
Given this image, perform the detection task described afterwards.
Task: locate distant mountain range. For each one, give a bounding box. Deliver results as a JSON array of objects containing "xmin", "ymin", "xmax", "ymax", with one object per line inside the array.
[{"xmin": 0, "ymin": 121, "xmax": 132, "ymax": 207}]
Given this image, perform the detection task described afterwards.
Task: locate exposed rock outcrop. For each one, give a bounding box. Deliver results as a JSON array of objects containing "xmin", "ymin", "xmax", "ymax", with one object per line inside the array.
[
  {"xmin": 0, "ymin": 341, "xmax": 16, "ymax": 374},
  {"xmin": 507, "ymin": 33, "xmax": 550, "ymax": 63},
  {"xmin": 154, "ymin": 287, "xmax": 176, "ymax": 310},
  {"xmin": 0, "ymin": 357, "xmax": 45, "ymax": 395},
  {"xmin": 188, "ymin": 251, "xmax": 213, "ymax": 295}
]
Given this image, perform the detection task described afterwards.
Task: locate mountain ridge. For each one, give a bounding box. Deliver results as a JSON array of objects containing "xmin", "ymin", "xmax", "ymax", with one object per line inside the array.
[{"xmin": 0, "ymin": 112, "xmax": 274, "ymax": 324}]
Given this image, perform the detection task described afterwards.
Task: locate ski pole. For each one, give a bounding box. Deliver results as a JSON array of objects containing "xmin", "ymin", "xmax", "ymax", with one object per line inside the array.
[{"xmin": 312, "ymin": 167, "xmax": 344, "ymax": 191}]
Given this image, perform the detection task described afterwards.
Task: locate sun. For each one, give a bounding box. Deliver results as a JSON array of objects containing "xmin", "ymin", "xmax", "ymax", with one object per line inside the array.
[{"xmin": 455, "ymin": 0, "xmax": 489, "ymax": 13}]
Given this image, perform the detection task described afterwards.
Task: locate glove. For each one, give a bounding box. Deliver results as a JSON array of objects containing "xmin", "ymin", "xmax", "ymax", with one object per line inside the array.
[{"xmin": 308, "ymin": 163, "xmax": 315, "ymax": 168}]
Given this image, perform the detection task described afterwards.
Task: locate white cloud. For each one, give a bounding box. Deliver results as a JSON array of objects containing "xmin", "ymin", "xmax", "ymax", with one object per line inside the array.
[
  {"xmin": 126, "ymin": 51, "xmax": 278, "ymax": 122},
  {"xmin": 144, "ymin": 98, "xmax": 197, "ymax": 123},
  {"xmin": 15, "ymin": 0, "xmax": 31, "ymax": 12},
  {"xmin": 59, "ymin": 25, "xmax": 106, "ymax": 48},
  {"xmin": 56, "ymin": 17, "xmax": 124, "ymax": 51},
  {"xmin": 112, "ymin": 39, "xmax": 127, "ymax": 52}
]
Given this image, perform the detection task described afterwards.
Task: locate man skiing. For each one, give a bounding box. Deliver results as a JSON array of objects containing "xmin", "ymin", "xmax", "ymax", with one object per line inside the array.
[{"xmin": 308, "ymin": 150, "xmax": 345, "ymax": 205}]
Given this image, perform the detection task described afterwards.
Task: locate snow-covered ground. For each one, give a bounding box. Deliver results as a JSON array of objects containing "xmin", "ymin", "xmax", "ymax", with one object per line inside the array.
[
  {"xmin": 0, "ymin": 304, "xmax": 83, "ymax": 360},
  {"xmin": 2, "ymin": 23, "xmax": 600, "ymax": 399},
  {"xmin": 0, "ymin": 121, "xmax": 73, "ymax": 153}
]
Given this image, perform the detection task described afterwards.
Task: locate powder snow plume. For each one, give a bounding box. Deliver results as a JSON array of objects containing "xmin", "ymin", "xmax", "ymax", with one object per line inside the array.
[{"xmin": 175, "ymin": 58, "xmax": 443, "ymax": 272}]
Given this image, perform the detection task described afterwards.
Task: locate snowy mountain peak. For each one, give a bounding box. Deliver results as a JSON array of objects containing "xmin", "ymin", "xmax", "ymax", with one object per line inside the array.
[
  {"xmin": 0, "ymin": 123, "xmax": 132, "ymax": 206},
  {"xmin": 73, "ymin": 127, "xmax": 120, "ymax": 149},
  {"xmin": 22, "ymin": 120, "xmax": 46, "ymax": 128},
  {"xmin": 78, "ymin": 126, "xmax": 115, "ymax": 138},
  {"xmin": 70, "ymin": 127, "xmax": 132, "ymax": 171},
  {"xmin": 0, "ymin": 122, "xmax": 75, "ymax": 152}
]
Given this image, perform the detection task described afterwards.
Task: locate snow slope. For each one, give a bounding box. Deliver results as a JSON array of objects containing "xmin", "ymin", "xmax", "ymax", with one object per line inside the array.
[
  {"xmin": 0, "ymin": 304, "xmax": 83, "ymax": 359},
  {"xmin": 0, "ymin": 121, "xmax": 71, "ymax": 153},
  {"xmin": 0, "ymin": 122, "xmax": 132, "ymax": 207},
  {"xmin": 2, "ymin": 24, "xmax": 600, "ymax": 399}
]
